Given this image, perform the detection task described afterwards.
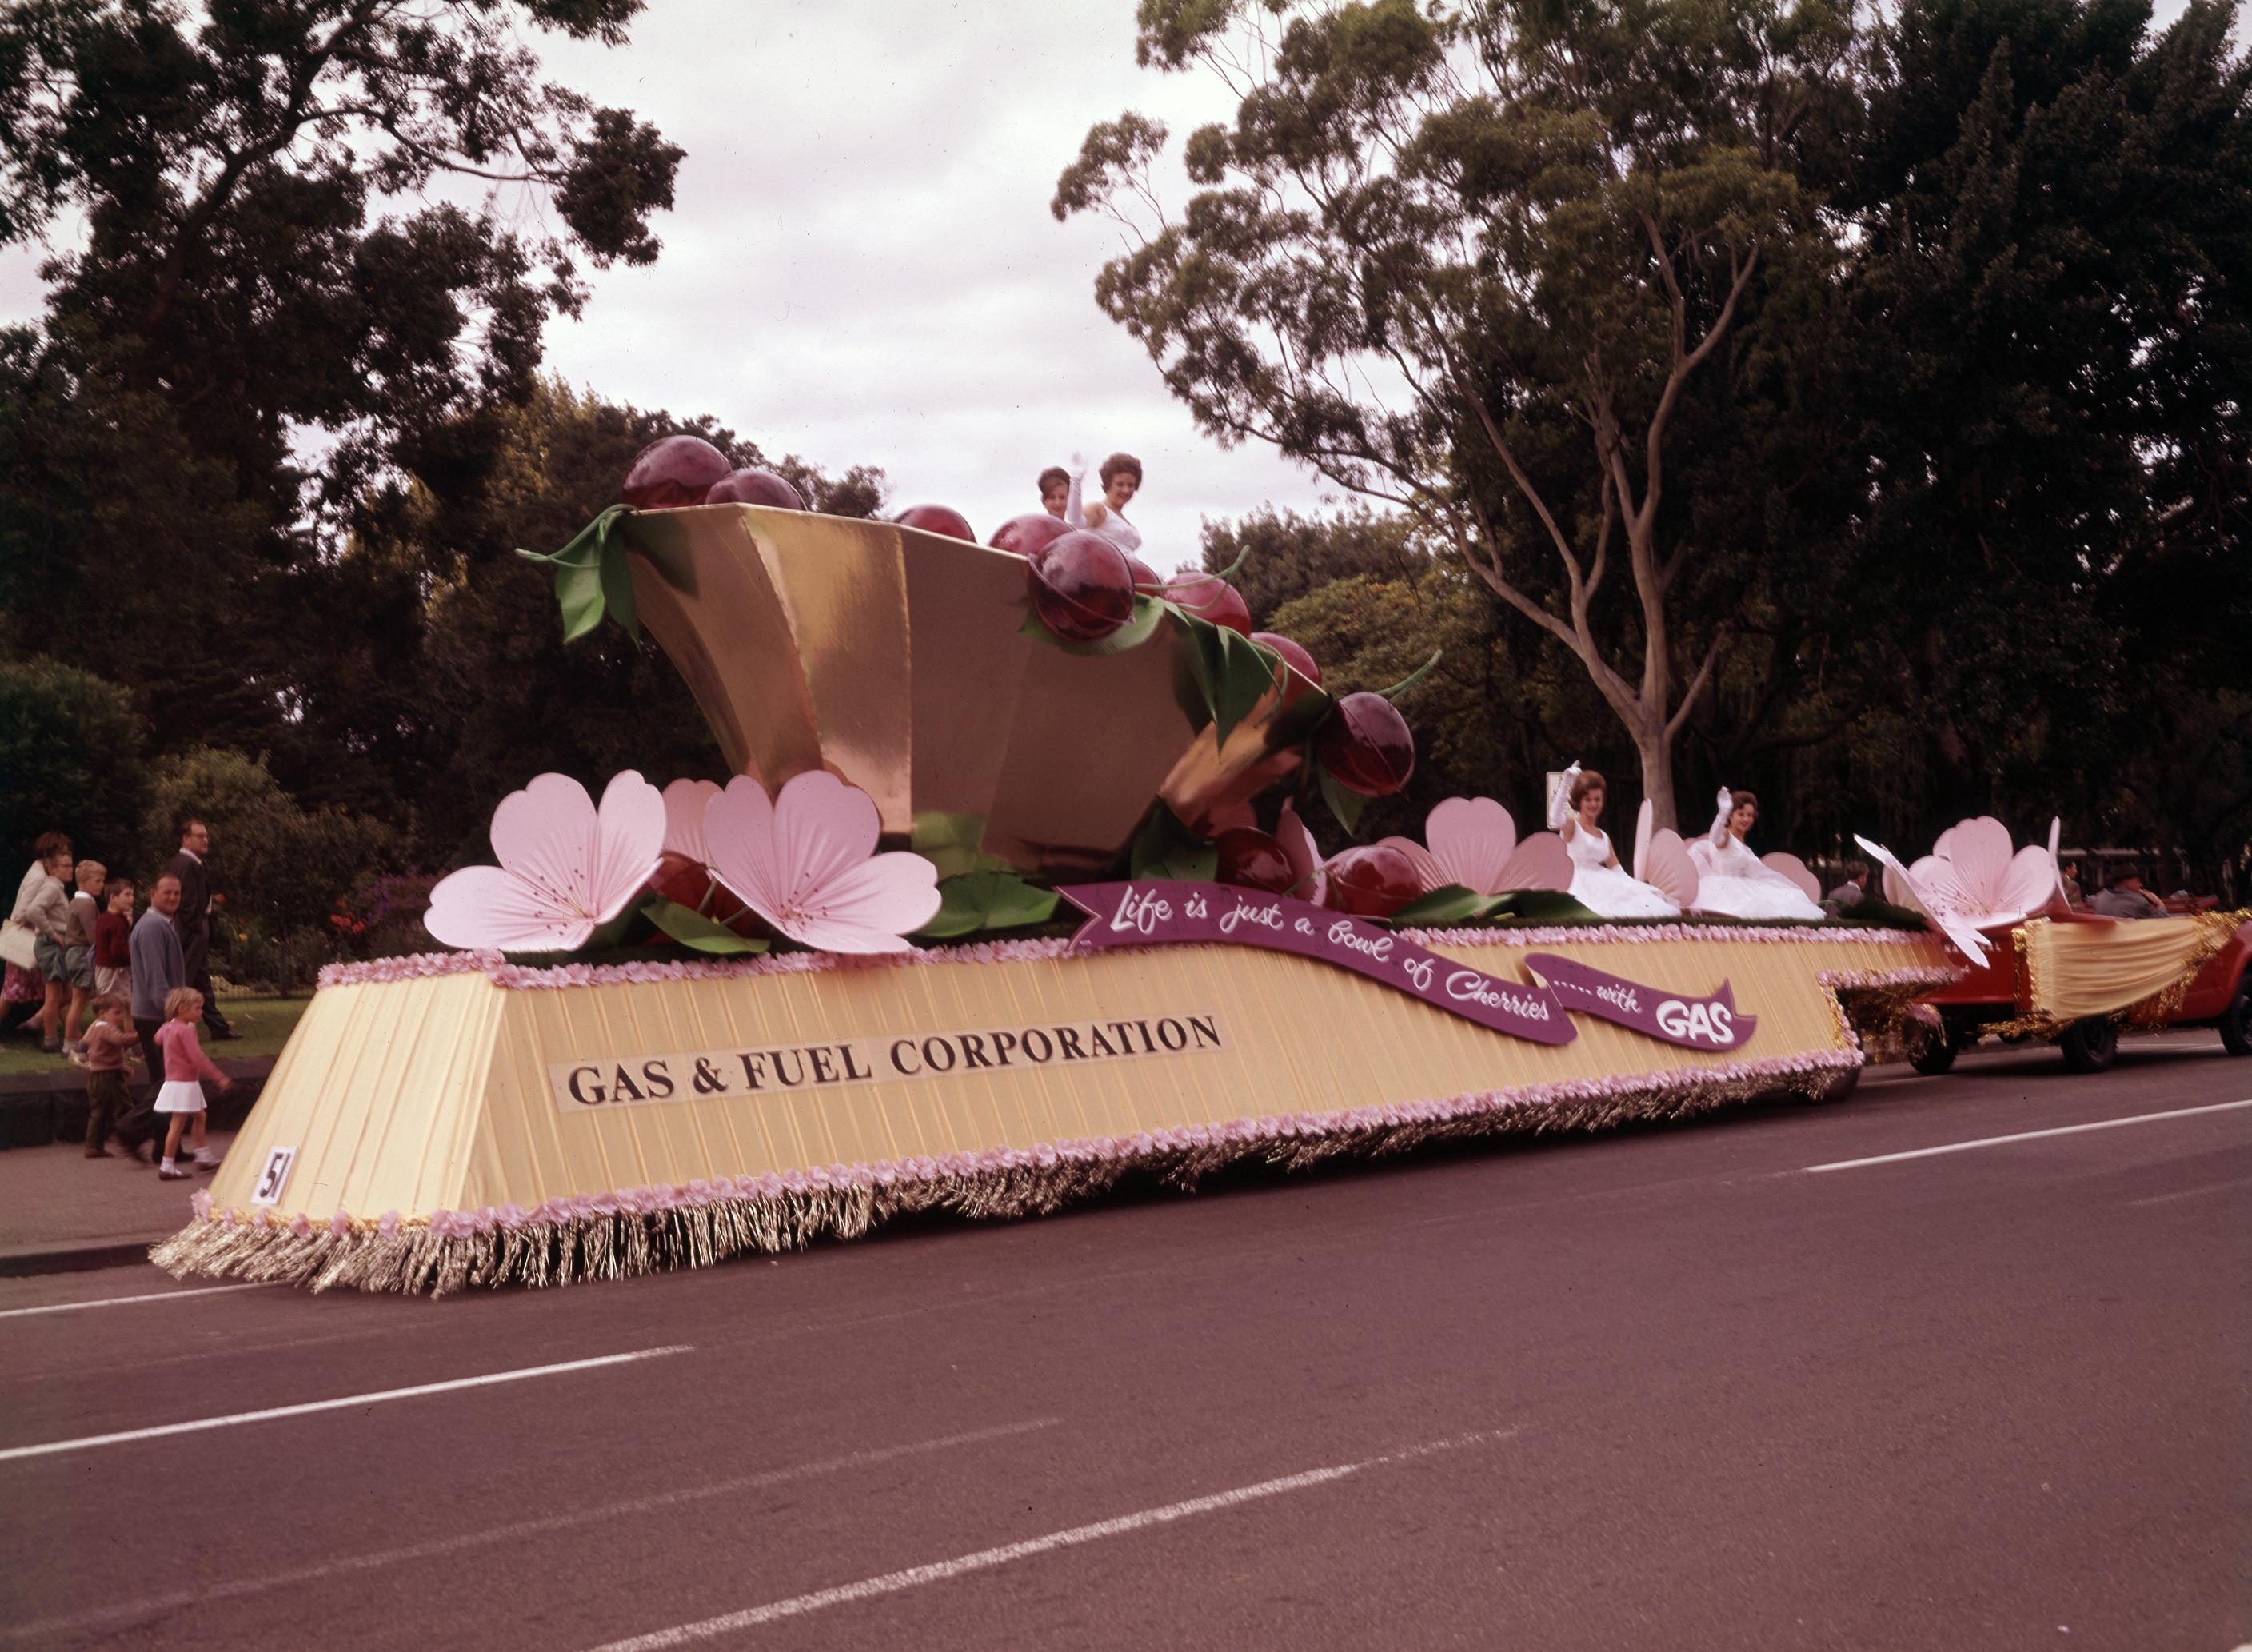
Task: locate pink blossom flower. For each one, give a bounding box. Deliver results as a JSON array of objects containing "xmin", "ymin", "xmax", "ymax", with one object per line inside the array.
[
  {"xmin": 1909, "ymin": 816, "xmax": 2059, "ymax": 927},
  {"xmin": 703, "ymin": 772, "xmax": 940, "ymax": 952},
  {"xmin": 1381, "ymin": 796, "xmax": 1572, "ymax": 895},
  {"xmin": 661, "ymin": 778, "xmax": 722, "ymax": 864},
  {"xmin": 1275, "ymin": 799, "xmax": 1328, "ymax": 905},
  {"xmin": 1855, "ymin": 834, "xmax": 1993, "ymax": 965},
  {"xmin": 425, "ymin": 772, "xmax": 666, "ymax": 953}
]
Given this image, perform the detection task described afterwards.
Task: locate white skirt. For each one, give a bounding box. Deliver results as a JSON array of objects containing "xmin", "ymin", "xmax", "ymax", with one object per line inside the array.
[
  {"xmin": 1570, "ymin": 862, "xmax": 1683, "ymax": 918},
  {"xmin": 154, "ymin": 1079, "xmax": 206, "ymax": 1114},
  {"xmin": 1694, "ymin": 874, "xmax": 1824, "ymax": 921}
]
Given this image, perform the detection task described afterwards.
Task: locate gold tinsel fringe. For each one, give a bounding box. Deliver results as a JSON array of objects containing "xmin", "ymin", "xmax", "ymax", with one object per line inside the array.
[
  {"xmin": 147, "ymin": 1065, "xmax": 1843, "ymax": 1299},
  {"xmin": 1983, "ymin": 907, "xmax": 2246, "ymax": 1040}
]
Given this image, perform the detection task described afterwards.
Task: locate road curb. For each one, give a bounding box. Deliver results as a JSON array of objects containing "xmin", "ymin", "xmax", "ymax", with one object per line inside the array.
[{"xmin": 0, "ymin": 1234, "xmax": 171, "ymax": 1277}]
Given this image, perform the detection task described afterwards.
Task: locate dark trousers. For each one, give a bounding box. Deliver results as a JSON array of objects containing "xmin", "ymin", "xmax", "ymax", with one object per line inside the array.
[
  {"xmin": 86, "ymin": 1070, "xmax": 130, "ymax": 1150},
  {"xmin": 180, "ymin": 924, "xmax": 232, "ymax": 1037},
  {"xmin": 114, "ymin": 1016, "xmax": 169, "ymax": 1148}
]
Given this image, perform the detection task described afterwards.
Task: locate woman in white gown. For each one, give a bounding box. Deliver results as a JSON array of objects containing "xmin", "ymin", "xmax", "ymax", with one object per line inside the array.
[
  {"xmin": 1547, "ymin": 764, "xmax": 1681, "ymax": 918},
  {"xmin": 1064, "ymin": 452, "xmax": 1143, "ymax": 554},
  {"xmin": 1689, "ymin": 788, "xmax": 1824, "ymax": 920}
]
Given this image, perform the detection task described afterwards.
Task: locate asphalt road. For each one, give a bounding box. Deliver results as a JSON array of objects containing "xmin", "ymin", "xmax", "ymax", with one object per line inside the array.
[{"xmin": 3, "ymin": 1034, "xmax": 2246, "ymax": 1652}]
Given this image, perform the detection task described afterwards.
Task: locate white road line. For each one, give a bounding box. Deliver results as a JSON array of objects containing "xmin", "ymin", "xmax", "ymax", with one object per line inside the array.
[
  {"xmin": 0, "ymin": 1282, "xmax": 273, "ymax": 1319},
  {"xmin": 2, "ymin": 1417, "xmax": 1060, "ymax": 1644},
  {"xmin": 1801, "ymin": 1099, "xmax": 2252, "ymax": 1174},
  {"xmin": 0, "ymin": 1345, "xmax": 692, "ymax": 1463},
  {"xmin": 580, "ymin": 1429, "xmax": 1515, "ymax": 1652},
  {"xmin": 2127, "ymin": 1176, "xmax": 2252, "ymax": 1208}
]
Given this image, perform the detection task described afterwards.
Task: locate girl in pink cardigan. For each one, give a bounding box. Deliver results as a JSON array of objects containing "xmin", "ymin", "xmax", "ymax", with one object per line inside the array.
[{"xmin": 153, "ymin": 987, "xmax": 234, "ymax": 1180}]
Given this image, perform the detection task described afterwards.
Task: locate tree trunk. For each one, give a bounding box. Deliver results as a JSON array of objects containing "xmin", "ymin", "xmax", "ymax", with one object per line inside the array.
[{"xmin": 1635, "ymin": 718, "xmax": 1678, "ymax": 833}]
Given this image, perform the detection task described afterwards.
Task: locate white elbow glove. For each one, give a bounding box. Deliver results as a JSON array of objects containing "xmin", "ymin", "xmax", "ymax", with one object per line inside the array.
[
  {"xmin": 1709, "ymin": 786, "xmax": 1733, "ymax": 846},
  {"xmin": 1547, "ymin": 762, "xmax": 1580, "ymax": 831},
  {"xmin": 1064, "ymin": 452, "xmax": 1089, "ymax": 528}
]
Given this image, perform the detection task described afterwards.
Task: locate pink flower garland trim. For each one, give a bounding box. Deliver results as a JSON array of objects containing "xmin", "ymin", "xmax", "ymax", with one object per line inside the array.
[{"xmin": 321, "ymin": 921, "xmax": 1939, "ymax": 992}]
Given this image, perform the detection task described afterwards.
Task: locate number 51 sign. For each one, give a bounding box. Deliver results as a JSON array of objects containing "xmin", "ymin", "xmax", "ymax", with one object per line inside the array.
[{"xmin": 250, "ymin": 1145, "xmax": 298, "ymax": 1207}]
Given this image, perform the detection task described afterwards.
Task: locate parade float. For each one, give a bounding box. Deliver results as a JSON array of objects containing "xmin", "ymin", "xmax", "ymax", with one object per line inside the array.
[
  {"xmin": 154, "ymin": 441, "xmax": 1975, "ymax": 1294},
  {"xmin": 1856, "ymin": 822, "xmax": 2252, "ymax": 1075}
]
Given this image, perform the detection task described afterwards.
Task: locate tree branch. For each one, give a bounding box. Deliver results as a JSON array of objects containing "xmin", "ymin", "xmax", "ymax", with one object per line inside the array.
[{"xmin": 1663, "ymin": 626, "xmax": 1730, "ymax": 740}]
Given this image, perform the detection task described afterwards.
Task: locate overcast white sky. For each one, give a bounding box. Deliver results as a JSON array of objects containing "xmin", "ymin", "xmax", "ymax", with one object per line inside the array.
[
  {"xmin": 0, "ymin": 1, "xmax": 1338, "ymax": 569},
  {"xmin": 2, "ymin": 0, "xmax": 2208, "ymax": 566}
]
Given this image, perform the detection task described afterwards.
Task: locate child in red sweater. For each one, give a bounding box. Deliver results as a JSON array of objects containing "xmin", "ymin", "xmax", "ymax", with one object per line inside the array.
[
  {"xmin": 93, "ymin": 878, "xmax": 134, "ymax": 1000},
  {"xmin": 154, "ymin": 987, "xmax": 233, "ymax": 1180}
]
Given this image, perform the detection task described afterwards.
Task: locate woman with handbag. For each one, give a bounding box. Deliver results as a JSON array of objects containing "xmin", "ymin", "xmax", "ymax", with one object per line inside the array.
[{"xmin": 4, "ymin": 833, "xmax": 76, "ymax": 1053}]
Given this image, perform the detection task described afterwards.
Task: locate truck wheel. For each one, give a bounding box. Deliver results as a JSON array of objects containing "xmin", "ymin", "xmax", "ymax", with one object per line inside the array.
[
  {"xmin": 2221, "ymin": 985, "xmax": 2251, "ymax": 1057},
  {"xmin": 2058, "ymin": 1016, "xmax": 2118, "ymax": 1075},
  {"xmin": 1908, "ymin": 1022, "xmax": 1957, "ymax": 1076}
]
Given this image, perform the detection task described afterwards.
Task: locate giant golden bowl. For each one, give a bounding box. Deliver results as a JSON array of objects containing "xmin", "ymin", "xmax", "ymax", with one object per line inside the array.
[{"xmin": 624, "ymin": 505, "xmax": 1304, "ymax": 876}]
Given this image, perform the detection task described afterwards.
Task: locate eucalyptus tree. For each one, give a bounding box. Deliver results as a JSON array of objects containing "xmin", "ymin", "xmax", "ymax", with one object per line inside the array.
[{"xmin": 1056, "ymin": 0, "xmax": 1860, "ymax": 824}]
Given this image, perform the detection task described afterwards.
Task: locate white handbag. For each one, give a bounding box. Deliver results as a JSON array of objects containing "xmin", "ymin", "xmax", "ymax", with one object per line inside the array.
[{"xmin": 0, "ymin": 919, "xmax": 36, "ymax": 971}]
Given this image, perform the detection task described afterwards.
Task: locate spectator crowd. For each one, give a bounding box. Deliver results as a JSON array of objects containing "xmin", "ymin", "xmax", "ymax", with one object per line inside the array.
[{"xmin": 4, "ymin": 818, "xmax": 238, "ymax": 1175}]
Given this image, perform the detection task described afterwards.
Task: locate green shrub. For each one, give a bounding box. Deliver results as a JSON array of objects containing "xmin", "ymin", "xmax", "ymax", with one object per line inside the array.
[
  {"xmin": 0, "ymin": 655, "xmax": 150, "ymax": 868},
  {"xmin": 143, "ymin": 748, "xmax": 399, "ymax": 934}
]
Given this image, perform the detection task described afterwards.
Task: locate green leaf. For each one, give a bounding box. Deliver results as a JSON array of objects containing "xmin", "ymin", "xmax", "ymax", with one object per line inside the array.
[
  {"xmin": 1374, "ymin": 649, "xmax": 1443, "ymax": 701},
  {"xmin": 1830, "ymin": 896, "xmax": 1929, "ymax": 931},
  {"xmin": 1487, "ymin": 888, "xmax": 1600, "ymax": 924},
  {"xmin": 517, "ymin": 503, "xmax": 629, "ymax": 569},
  {"xmin": 1319, "ymin": 764, "xmax": 1368, "ymax": 836},
  {"xmin": 1266, "ymin": 682, "xmax": 1336, "ymax": 749},
  {"xmin": 556, "ymin": 559, "xmax": 606, "ymax": 643},
  {"xmin": 1388, "ymin": 884, "xmax": 1510, "ymax": 926},
  {"xmin": 641, "ymin": 898, "xmax": 770, "ymax": 954},
  {"xmin": 1128, "ymin": 802, "xmax": 1219, "ymax": 880},
  {"xmin": 911, "ymin": 812, "xmax": 1008, "ymax": 880},
  {"xmin": 915, "ymin": 870, "xmax": 1061, "ymax": 939},
  {"xmin": 1170, "ymin": 609, "xmax": 1276, "ymax": 745},
  {"xmin": 1017, "ymin": 593, "xmax": 1168, "ymax": 656},
  {"xmin": 1209, "ymin": 624, "xmax": 1276, "ymax": 746},
  {"xmin": 597, "ymin": 531, "xmax": 638, "ymax": 640}
]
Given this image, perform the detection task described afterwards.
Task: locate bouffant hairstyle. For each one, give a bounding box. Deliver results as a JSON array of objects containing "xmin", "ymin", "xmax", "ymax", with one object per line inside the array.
[
  {"xmin": 1037, "ymin": 465, "xmax": 1069, "ymax": 495},
  {"xmin": 1568, "ymin": 768, "xmax": 1606, "ymax": 808},
  {"xmin": 1098, "ymin": 452, "xmax": 1143, "ymax": 487},
  {"xmin": 1729, "ymin": 789, "xmax": 1759, "ymax": 814},
  {"xmin": 33, "ymin": 831, "xmax": 71, "ymax": 864},
  {"xmin": 163, "ymin": 986, "xmax": 202, "ymax": 1019}
]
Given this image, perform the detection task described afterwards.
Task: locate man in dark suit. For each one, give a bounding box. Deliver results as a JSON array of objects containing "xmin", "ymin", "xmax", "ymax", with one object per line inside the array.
[{"xmin": 164, "ymin": 817, "xmax": 236, "ymax": 1039}]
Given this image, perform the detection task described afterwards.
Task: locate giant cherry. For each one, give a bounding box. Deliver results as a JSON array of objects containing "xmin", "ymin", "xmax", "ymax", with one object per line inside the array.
[
  {"xmin": 1318, "ymin": 692, "xmax": 1415, "ymax": 796},
  {"xmin": 1026, "ymin": 531, "xmax": 1136, "ymax": 642},
  {"xmin": 1321, "ymin": 844, "xmax": 1422, "ymax": 919},
  {"xmin": 989, "ymin": 513, "xmax": 1073, "ymax": 558},
  {"xmin": 1215, "ymin": 828, "xmax": 1296, "ymax": 894},
  {"xmin": 1252, "ymin": 632, "xmax": 1321, "ymax": 700},
  {"xmin": 706, "ymin": 468, "xmax": 806, "ymax": 510},
  {"xmin": 622, "ymin": 435, "xmax": 730, "ymax": 509},
  {"xmin": 1167, "ymin": 572, "xmax": 1252, "ymax": 635},
  {"xmin": 896, "ymin": 503, "xmax": 976, "ymax": 542}
]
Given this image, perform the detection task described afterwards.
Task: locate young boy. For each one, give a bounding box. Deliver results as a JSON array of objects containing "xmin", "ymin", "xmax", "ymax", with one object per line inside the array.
[
  {"xmin": 94, "ymin": 876, "xmax": 134, "ymax": 1000},
  {"xmin": 80, "ymin": 991, "xmax": 139, "ymax": 1158},
  {"xmin": 62, "ymin": 860, "xmax": 104, "ymax": 1063}
]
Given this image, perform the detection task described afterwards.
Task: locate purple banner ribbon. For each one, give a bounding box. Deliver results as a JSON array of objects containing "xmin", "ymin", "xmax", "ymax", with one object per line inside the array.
[
  {"xmin": 1521, "ymin": 953, "xmax": 1756, "ymax": 1051},
  {"xmin": 1058, "ymin": 882, "xmax": 1575, "ymax": 1046}
]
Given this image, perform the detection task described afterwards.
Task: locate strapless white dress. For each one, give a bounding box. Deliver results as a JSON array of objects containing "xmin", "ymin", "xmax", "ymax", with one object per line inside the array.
[
  {"xmin": 1064, "ymin": 464, "xmax": 1141, "ymax": 555},
  {"xmin": 1689, "ymin": 835, "xmax": 1823, "ymax": 920},
  {"xmin": 1566, "ymin": 826, "xmax": 1680, "ymax": 918}
]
